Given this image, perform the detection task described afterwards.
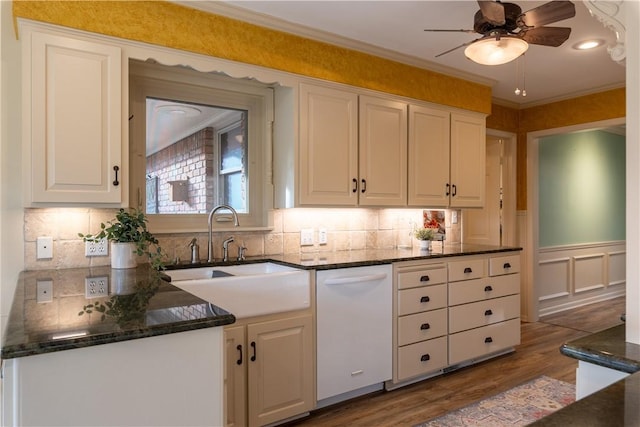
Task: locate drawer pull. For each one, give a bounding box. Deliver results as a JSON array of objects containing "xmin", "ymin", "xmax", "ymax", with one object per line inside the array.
[
  {"xmin": 420, "ymin": 323, "xmax": 431, "ymax": 330},
  {"xmin": 420, "ymin": 354, "xmax": 431, "ymax": 362},
  {"xmin": 250, "ymin": 341, "xmax": 257, "ymax": 362},
  {"xmin": 464, "ymin": 267, "xmax": 472, "ymax": 274},
  {"xmin": 420, "ymin": 275, "xmax": 430, "ymax": 282},
  {"xmin": 236, "ymin": 344, "xmax": 243, "ymax": 366},
  {"xmin": 485, "ymin": 309, "xmax": 493, "ymax": 316},
  {"xmin": 485, "ymin": 337, "xmax": 493, "ymax": 343},
  {"xmin": 484, "ymin": 285, "xmax": 493, "ymax": 292},
  {"xmin": 420, "ymin": 296, "xmax": 430, "ymax": 303},
  {"xmin": 504, "ymin": 262, "xmax": 512, "ymax": 269}
]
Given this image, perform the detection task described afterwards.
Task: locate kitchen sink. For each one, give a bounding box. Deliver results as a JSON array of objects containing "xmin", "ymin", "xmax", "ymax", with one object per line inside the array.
[{"xmin": 166, "ymin": 262, "xmax": 311, "ymax": 319}]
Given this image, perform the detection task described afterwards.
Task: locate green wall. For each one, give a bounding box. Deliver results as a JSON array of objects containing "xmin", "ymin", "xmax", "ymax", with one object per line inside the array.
[{"xmin": 539, "ymin": 130, "xmax": 625, "ymax": 247}]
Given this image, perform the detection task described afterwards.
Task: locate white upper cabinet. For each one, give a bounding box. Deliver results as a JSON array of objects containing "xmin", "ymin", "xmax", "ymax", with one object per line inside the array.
[
  {"xmin": 450, "ymin": 112, "xmax": 486, "ymax": 208},
  {"xmin": 358, "ymin": 95, "xmax": 408, "ymax": 206},
  {"xmin": 298, "ymin": 83, "xmax": 359, "ymax": 205},
  {"xmin": 22, "ymin": 24, "xmax": 125, "ymax": 205},
  {"xmin": 408, "ymin": 105, "xmax": 451, "ymax": 207},
  {"xmin": 408, "ymin": 106, "xmax": 485, "ymax": 208}
]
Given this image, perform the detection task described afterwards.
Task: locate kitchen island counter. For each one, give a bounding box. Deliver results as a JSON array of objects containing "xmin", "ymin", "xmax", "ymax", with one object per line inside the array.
[{"xmin": 1, "ymin": 264, "xmax": 235, "ymax": 359}]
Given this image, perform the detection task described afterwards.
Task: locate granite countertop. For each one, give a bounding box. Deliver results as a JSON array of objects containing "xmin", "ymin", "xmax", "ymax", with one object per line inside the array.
[
  {"xmin": 2, "ymin": 244, "xmax": 521, "ymax": 360},
  {"xmin": 531, "ymin": 325, "xmax": 640, "ymax": 425},
  {"xmin": 168, "ymin": 244, "xmax": 522, "ymax": 271},
  {"xmin": 1, "ymin": 265, "xmax": 235, "ymax": 359}
]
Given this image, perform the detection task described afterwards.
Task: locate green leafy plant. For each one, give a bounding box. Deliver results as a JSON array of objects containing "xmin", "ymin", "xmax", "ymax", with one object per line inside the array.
[
  {"xmin": 414, "ymin": 227, "xmax": 436, "ymax": 241},
  {"xmin": 79, "ymin": 208, "xmax": 166, "ymax": 270}
]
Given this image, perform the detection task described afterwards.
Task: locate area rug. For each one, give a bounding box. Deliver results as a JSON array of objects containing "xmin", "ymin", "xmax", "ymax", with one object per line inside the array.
[{"xmin": 415, "ymin": 376, "xmax": 575, "ymax": 427}]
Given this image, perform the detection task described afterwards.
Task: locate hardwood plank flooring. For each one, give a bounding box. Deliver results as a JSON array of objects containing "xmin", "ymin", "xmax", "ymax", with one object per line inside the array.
[{"xmin": 287, "ymin": 297, "xmax": 625, "ymax": 427}]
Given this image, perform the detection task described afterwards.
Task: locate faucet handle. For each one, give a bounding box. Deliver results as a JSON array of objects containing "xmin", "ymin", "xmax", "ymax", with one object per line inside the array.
[{"xmin": 238, "ymin": 241, "xmax": 247, "ymax": 261}]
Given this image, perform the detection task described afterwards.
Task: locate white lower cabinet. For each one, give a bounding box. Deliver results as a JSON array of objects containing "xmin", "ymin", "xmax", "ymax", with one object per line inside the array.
[
  {"xmin": 224, "ymin": 314, "xmax": 314, "ymax": 427},
  {"xmin": 390, "ymin": 251, "xmax": 522, "ymax": 387}
]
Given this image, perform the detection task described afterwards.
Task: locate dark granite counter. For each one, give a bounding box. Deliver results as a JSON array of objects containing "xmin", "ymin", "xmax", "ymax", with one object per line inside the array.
[
  {"xmin": 230, "ymin": 244, "xmax": 521, "ymax": 270},
  {"xmin": 1, "ymin": 265, "xmax": 235, "ymax": 359},
  {"xmin": 560, "ymin": 325, "xmax": 640, "ymax": 374},
  {"xmin": 530, "ymin": 325, "xmax": 640, "ymax": 425}
]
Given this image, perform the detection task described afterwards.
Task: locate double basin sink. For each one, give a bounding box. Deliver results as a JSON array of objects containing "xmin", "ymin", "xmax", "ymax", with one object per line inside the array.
[{"xmin": 165, "ymin": 262, "xmax": 311, "ymax": 319}]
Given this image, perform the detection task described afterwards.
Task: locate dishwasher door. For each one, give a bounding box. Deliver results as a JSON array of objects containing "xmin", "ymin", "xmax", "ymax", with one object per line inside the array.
[{"xmin": 316, "ymin": 264, "xmax": 392, "ymax": 403}]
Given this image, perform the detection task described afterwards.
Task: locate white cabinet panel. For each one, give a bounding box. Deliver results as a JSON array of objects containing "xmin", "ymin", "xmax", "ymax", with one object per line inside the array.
[
  {"xmin": 23, "ymin": 25, "xmax": 124, "ymax": 205},
  {"xmin": 450, "ymin": 112, "xmax": 486, "ymax": 208}
]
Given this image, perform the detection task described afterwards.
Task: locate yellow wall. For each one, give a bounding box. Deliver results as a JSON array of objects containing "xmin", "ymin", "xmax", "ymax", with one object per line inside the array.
[{"xmin": 12, "ymin": 0, "xmax": 491, "ymax": 114}]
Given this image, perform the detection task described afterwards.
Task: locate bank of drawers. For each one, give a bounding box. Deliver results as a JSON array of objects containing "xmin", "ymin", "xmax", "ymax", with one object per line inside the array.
[
  {"xmin": 448, "ymin": 253, "xmax": 521, "ymax": 366},
  {"xmin": 395, "ymin": 263, "xmax": 448, "ymax": 381},
  {"xmin": 392, "ymin": 252, "xmax": 522, "ymax": 384}
]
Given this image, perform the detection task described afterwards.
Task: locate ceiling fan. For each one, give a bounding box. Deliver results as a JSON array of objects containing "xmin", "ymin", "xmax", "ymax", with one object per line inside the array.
[{"xmin": 425, "ymin": 0, "xmax": 576, "ymax": 65}]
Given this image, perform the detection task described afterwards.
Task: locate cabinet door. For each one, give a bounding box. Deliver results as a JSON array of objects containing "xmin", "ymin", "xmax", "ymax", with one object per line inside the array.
[
  {"xmin": 26, "ymin": 30, "xmax": 123, "ymax": 204},
  {"xmin": 450, "ymin": 112, "xmax": 486, "ymax": 208},
  {"xmin": 359, "ymin": 95, "xmax": 407, "ymax": 206},
  {"xmin": 299, "ymin": 83, "xmax": 358, "ymax": 205},
  {"xmin": 247, "ymin": 315, "xmax": 313, "ymax": 427},
  {"xmin": 224, "ymin": 326, "xmax": 246, "ymax": 427},
  {"xmin": 408, "ymin": 105, "xmax": 451, "ymax": 207}
]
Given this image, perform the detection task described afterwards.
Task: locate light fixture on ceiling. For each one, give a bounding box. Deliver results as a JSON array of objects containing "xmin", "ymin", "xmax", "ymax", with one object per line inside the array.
[
  {"xmin": 154, "ymin": 104, "xmax": 202, "ymax": 117},
  {"xmin": 573, "ymin": 39, "xmax": 604, "ymax": 50},
  {"xmin": 464, "ymin": 33, "xmax": 529, "ymax": 66}
]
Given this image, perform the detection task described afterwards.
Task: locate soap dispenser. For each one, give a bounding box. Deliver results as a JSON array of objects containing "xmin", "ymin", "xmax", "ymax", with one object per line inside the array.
[{"xmin": 189, "ymin": 238, "xmax": 200, "ymax": 264}]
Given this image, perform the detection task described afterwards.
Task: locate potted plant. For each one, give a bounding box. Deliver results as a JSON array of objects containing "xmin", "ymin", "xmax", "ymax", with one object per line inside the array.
[
  {"xmin": 79, "ymin": 208, "xmax": 165, "ymax": 270},
  {"xmin": 414, "ymin": 226, "xmax": 435, "ymax": 251}
]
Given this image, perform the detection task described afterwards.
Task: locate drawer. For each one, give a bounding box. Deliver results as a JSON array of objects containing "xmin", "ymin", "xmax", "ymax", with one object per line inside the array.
[
  {"xmin": 398, "ymin": 308, "xmax": 447, "ymax": 346},
  {"xmin": 449, "ymin": 294, "xmax": 520, "ymax": 333},
  {"xmin": 449, "ymin": 273, "xmax": 520, "ymax": 306},
  {"xmin": 397, "ymin": 336, "xmax": 448, "ymax": 381},
  {"xmin": 398, "ymin": 284, "xmax": 447, "ymax": 315},
  {"xmin": 448, "ymin": 258, "xmax": 486, "ymax": 282},
  {"xmin": 397, "ymin": 266, "xmax": 447, "ymax": 290},
  {"xmin": 449, "ymin": 318, "xmax": 520, "ymax": 365},
  {"xmin": 489, "ymin": 253, "xmax": 521, "ymax": 276}
]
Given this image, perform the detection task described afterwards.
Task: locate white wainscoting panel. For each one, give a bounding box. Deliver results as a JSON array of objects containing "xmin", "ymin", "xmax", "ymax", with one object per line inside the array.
[{"xmin": 538, "ymin": 242, "xmax": 625, "ymax": 317}]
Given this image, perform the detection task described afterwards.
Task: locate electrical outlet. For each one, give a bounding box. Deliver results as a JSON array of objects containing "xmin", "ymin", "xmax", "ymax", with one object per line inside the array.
[
  {"xmin": 300, "ymin": 228, "xmax": 314, "ymax": 246},
  {"xmin": 451, "ymin": 211, "xmax": 458, "ymax": 224},
  {"xmin": 318, "ymin": 228, "xmax": 328, "ymax": 245},
  {"xmin": 85, "ymin": 238, "xmax": 109, "ymax": 257},
  {"xmin": 36, "ymin": 236, "xmax": 53, "ymax": 259},
  {"xmin": 36, "ymin": 280, "xmax": 53, "ymax": 303},
  {"xmin": 85, "ymin": 276, "xmax": 109, "ymax": 298}
]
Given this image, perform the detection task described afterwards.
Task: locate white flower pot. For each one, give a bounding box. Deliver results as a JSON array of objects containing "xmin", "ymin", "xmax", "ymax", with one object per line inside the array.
[
  {"xmin": 111, "ymin": 242, "xmax": 137, "ymax": 269},
  {"xmin": 419, "ymin": 240, "xmax": 432, "ymax": 251}
]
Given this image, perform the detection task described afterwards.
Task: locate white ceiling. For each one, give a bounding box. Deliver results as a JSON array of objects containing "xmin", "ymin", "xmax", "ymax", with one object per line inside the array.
[{"xmin": 182, "ymin": 0, "xmax": 625, "ymax": 107}]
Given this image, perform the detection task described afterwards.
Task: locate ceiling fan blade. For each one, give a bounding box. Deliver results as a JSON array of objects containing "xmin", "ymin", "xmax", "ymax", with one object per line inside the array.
[
  {"xmin": 520, "ymin": 26, "xmax": 572, "ymax": 47},
  {"xmin": 520, "ymin": 1, "xmax": 576, "ymax": 28},
  {"xmin": 424, "ymin": 28, "xmax": 477, "ymax": 34},
  {"xmin": 435, "ymin": 37, "xmax": 482, "ymax": 58},
  {"xmin": 477, "ymin": 0, "xmax": 505, "ymax": 25}
]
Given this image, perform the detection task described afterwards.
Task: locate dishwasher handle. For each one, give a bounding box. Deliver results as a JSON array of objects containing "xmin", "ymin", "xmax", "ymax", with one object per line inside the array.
[{"xmin": 324, "ymin": 273, "xmax": 388, "ymax": 285}]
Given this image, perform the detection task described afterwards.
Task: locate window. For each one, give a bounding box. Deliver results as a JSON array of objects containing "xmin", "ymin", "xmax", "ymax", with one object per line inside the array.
[{"xmin": 129, "ymin": 60, "xmax": 273, "ymax": 231}]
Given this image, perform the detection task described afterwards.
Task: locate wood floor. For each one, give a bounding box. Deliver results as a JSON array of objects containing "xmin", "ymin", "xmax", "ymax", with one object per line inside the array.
[{"xmin": 289, "ymin": 297, "xmax": 626, "ymax": 427}]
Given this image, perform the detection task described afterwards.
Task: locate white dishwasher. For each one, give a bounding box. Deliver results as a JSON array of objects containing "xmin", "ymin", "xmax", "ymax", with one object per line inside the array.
[{"xmin": 316, "ymin": 264, "xmax": 392, "ymax": 406}]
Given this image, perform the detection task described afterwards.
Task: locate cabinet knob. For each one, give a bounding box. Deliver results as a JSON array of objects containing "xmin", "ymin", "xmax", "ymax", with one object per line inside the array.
[
  {"xmin": 484, "ymin": 285, "xmax": 493, "ymax": 292},
  {"xmin": 420, "ymin": 296, "xmax": 430, "ymax": 303},
  {"xmin": 420, "ymin": 323, "xmax": 431, "ymax": 330},
  {"xmin": 484, "ymin": 309, "xmax": 493, "ymax": 316},
  {"xmin": 464, "ymin": 267, "xmax": 473, "ymax": 274},
  {"xmin": 485, "ymin": 337, "xmax": 493, "ymax": 343},
  {"xmin": 420, "ymin": 354, "xmax": 431, "ymax": 362},
  {"xmin": 420, "ymin": 275, "xmax": 430, "ymax": 282},
  {"xmin": 503, "ymin": 262, "xmax": 511, "ymax": 269}
]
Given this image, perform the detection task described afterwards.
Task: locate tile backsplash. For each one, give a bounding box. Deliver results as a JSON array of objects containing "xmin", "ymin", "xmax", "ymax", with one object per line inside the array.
[{"xmin": 23, "ymin": 207, "xmax": 462, "ymax": 270}]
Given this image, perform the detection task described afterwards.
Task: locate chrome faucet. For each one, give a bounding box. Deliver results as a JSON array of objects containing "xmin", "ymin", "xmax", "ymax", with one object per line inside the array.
[
  {"xmin": 207, "ymin": 204, "xmax": 240, "ymax": 262},
  {"xmin": 222, "ymin": 236, "xmax": 235, "ymax": 262}
]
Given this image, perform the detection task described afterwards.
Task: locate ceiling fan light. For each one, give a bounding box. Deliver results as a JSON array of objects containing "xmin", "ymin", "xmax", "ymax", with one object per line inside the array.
[{"xmin": 464, "ymin": 36, "xmax": 529, "ymax": 65}]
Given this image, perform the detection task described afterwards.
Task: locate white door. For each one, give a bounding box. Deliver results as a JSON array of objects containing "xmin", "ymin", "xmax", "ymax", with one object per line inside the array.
[{"xmin": 462, "ymin": 136, "xmax": 503, "ymax": 245}]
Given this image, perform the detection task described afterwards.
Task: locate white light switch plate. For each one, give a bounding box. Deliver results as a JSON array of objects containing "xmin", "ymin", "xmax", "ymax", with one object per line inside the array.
[
  {"xmin": 300, "ymin": 229, "xmax": 314, "ymax": 246},
  {"xmin": 36, "ymin": 236, "xmax": 53, "ymax": 259},
  {"xmin": 36, "ymin": 280, "xmax": 53, "ymax": 303}
]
